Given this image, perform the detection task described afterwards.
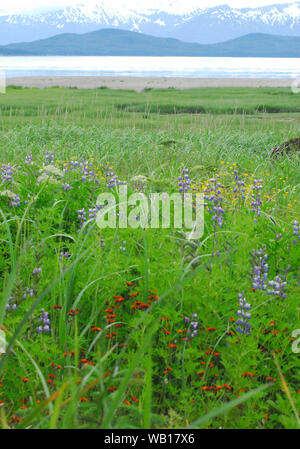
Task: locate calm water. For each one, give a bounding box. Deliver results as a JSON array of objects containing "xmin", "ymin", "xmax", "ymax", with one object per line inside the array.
[{"xmin": 0, "ymin": 56, "xmax": 300, "ymax": 78}]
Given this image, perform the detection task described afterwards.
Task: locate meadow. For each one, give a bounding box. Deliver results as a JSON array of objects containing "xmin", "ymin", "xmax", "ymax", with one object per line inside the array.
[{"xmin": 0, "ymin": 85, "xmax": 299, "ymax": 429}]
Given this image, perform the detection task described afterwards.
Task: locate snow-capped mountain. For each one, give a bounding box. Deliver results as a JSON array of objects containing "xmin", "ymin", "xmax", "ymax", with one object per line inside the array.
[{"xmin": 1, "ymin": 2, "xmax": 300, "ymax": 45}]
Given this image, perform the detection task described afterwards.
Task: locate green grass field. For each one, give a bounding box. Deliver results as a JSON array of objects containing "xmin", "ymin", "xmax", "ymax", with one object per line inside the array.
[{"xmin": 0, "ymin": 86, "xmax": 299, "ymax": 429}]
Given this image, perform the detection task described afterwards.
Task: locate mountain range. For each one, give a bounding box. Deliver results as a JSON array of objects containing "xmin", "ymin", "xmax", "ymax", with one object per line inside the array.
[
  {"xmin": 0, "ymin": 2, "xmax": 300, "ymax": 45},
  {"xmin": 0, "ymin": 29, "xmax": 299, "ymax": 57}
]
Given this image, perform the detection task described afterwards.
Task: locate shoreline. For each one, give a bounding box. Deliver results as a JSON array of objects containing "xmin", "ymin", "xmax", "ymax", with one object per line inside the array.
[{"xmin": 6, "ymin": 76, "xmax": 295, "ymax": 92}]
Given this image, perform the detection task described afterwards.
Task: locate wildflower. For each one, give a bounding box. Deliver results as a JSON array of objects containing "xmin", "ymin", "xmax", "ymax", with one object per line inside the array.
[
  {"xmin": 37, "ymin": 173, "xmax": 58, "ymax": 184},
  {"xmin": 251, "ymin": 179, "xmax": 263, "ymax": 219},
  {"xmin": 60, "ymin": 251, "xmax": 70, "ymax": 261},
  {"xmin": 67, "ymin": 308, "xmax": 79, "ymax": 316},
  {"xmin": 251, "ymin": 247, "xmax": 268, "ymax": 291},
  {"xmin": 44, "ymin": 151, "xmax": 54, "ymax": 166},
  {"xmin": 12, "ymin": 194, "xmax": 20, "ymax": 207},
  {"xmin": 5, "ymin": 296, "xmax": 18, "ymax": 312},
  {"xmin": 42, "ymin": 165, "xmax": 63, "ymax": 178},
  {"xmin": 32, "ymin": 267, "xmax": 42, "ymax": 276},
  {"xmin": 131, "ymin": 175, "xmax": 147, "ymax": 192},
  {"xmin": 236, "ymin": 294, "xmax": 252, "ymax": 336},
  {"xmin": 104, "ymin": 166, "xmax": 123, "ymax": 189},
  {"xmin": 292, "ymin": 220, "xmax": 300, "ymax": 244},
  {"xmin": 77, "ymin": 208, "xmax": 87, "ymax": 227},
  {"xmin": 62, "ymin": 183, "xmax": 71, "ymax": 191},
  {"xmin": 204, "ymin": 177, "xmax": 225, "ymax": 229},
  {"xmin": 0, "ymin": 190, "xmax": 20, "ymax": 207},
  {"xmin": 36, "ymin": 309, "xmax": 51, "ymax": 334},
  {"xmin": 178, "ymin": 169, "xmax": 191, "ymax": 194},
  {"xmin": 1, "ymin": 164, "xmax": 14, "ymax": 183},
  {"xmin": 233, "ymin": 169, "xmax": 246, "ymax": 202},
  {"xmin": 268, "ymin": 276, "xmax": 287, "ymax": 299},
  {"xmin": 25, "ymin": 153, "xmax": 33, "ymax": 165},
  {"xmin": 9, "ymin": 415, "xmax": 22, "ymax": 424}
]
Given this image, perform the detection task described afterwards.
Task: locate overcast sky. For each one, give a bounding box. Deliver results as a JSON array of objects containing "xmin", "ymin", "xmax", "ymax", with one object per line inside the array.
[{"xmin": 0, "ymin": 0, "xmax": 295, "ymax": 16}]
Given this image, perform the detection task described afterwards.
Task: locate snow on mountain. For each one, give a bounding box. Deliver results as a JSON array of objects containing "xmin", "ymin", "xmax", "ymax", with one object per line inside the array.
[{"xmin": 0, "ymin": 2, "xmax": 300, "ymax": 45}]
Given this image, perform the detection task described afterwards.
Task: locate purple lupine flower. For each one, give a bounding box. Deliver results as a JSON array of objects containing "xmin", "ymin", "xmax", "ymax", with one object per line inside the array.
[
  {"xmin": 236, "ymin": 294, "xmax": 252, "ymax": 336},
  {"xmin": 32, "ymin": 268, "xmax": 42, "ymax": 275},
  {"xmin": 60, "ymin": 251, "xmax": 70, "ymax": 261},
  {"xmin": 44, "ymin": 151, "xmax": 54, "ymax": 166},
  {"xmin": 292, "ymin": 220, "xmax": 300, "ymax": 244},
  {"xmin": 184, "ymin": 313, "xmax": 199, "ymax": 340},
  {"xmin": 120, "ymin": 241, "xmax": 126, "ymax": 252},
  {"xmin": 204, "ymin": 177, "xmax": 225, "ymax": 229},
  {"xmin": 233, "ymin": 169, "xmax": 245, "ymax": 202},
  {"xmin": 70, "ymin": 160, "xmax": 79, "ymax": 170},
  {"xmin": 102, "ymin": 163, "xmax": 126, "ymax": 189},
  {"xmin": 12, "ymin": 194, "xmax": 20, "ymax": 207},
  {"xmin": 268, "ymin": 276, "xmax": 287, "ymax": 299},
  {"xmin": 77, "ymin": 205, "xmax": 102, "ymax": 231},
  {"xmin": 251, "ymin": 247, "xmax": 268, "ymax": 291},
  {"xmin": 25, "ymin": 287, "xmax": 35, "ymax": 297},
  {"xmin": 62, "ymin": 183, "xmax": 71, "ymax": 191},
  {"xmin": 37, "ymin": 309, "xmax": 51, "ymax": 334},
  {"xmin": 77, "ymin": 160, "xmax": 96, "ymax": 183},
  {"xmin": 106, "ymin": 171, "xmax": 120, "ymax": 189},
  {"xmin": 178, "ymin": 169, "xmax": 191, "ymax": 194},
  {"xmin": 6, "ymin": 296, "xmax": 18, "ymax": 312},
  {"xmin": 251, "ymin": 179, "xmax": 263, "ymax": 220},
  {"xmin": 77, "ymin": 208, "xmax": 87, "ymax": 227},
  {"xmin": 25, "ymin": 153, "xmax": 33, "ymax": 165},
  {"xmin": 1, "ymin": 164, "xmax": 14, "ymax": 183}
]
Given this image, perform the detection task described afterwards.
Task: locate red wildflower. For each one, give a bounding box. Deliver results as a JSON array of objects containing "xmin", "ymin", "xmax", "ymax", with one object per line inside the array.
[{"xmin": 9, "ymin": 415, "xmax": 22, "ymax": 424}]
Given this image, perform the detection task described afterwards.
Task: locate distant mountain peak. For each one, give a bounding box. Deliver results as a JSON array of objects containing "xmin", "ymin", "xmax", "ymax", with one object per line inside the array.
[{"xmin": 1, "ymin": 2, "xmax": 300, "ymax": 45}]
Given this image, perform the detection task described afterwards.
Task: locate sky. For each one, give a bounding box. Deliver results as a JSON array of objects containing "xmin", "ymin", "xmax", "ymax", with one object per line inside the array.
[{"xmin": 0, "ymin": 0, "xmax": 296, "ymax": 16}]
